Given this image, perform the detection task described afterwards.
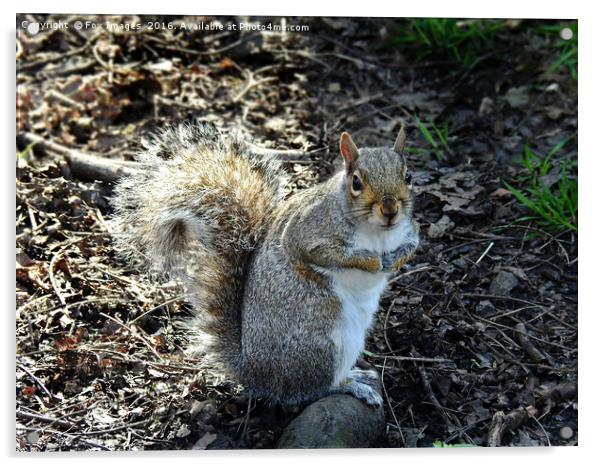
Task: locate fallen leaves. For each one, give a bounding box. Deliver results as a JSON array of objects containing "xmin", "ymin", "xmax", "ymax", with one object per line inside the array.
[
  {"xmin": 192, "ymin": 432, "xmax": 217, "ymax": 450},
  {"xmin": 503, "ymin": 86, "xmax": 530, "ymax": 109},
  {"xmin": 16, "ymin": 14, "xmax": 577, "ymax": 451},
  {"xmin": 415, "ymin": 169, "xmax": 486, "ymax": 216},
  {"xmin": 428, "ymin": 215, "xmax": 455, "ymax": 239}
]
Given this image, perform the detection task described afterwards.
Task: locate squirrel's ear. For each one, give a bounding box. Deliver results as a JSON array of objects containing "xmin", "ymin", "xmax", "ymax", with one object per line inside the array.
[
  {"xmin": 393, "ymin": 124, "xmax": 406, "ymax": 156},
  {"xmin": 340, "ymin": 132, "xmax": 360, "ymax": 172}
]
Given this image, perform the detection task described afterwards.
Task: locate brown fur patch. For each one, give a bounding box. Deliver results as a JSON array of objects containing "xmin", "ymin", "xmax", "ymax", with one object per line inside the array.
[
  {"xmin": 292, "ymin": 259, "xmax": 328, "ymax": 287},
  {"xmin": 323, "ymin": 297, "xmax": 342, "ymax": 316},
  {"xmin": 207, "ymin": 307, "xmax": 223, "ymax": 317},
  {"xmin": 345, "ymin": 256, "xmax": 381, "ymax": 272},
  {"xmin": 394, "ymin": 252, "xmax": 414, "ymax": 271}
]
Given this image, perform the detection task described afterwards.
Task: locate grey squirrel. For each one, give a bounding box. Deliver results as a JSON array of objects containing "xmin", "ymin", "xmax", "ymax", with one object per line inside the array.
[{"xmin": 111, "ymin": 122, "xmax": 419, "ymax": 407}]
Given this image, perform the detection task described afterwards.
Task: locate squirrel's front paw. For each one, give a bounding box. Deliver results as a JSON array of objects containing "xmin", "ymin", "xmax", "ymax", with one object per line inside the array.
[
  {"xmin": 382, "ymin": 244, "xmax": 417, "ymax": 272},
  {"xmin": 382, "ymin": 226, "xmax": 420, "ymax": 272}
]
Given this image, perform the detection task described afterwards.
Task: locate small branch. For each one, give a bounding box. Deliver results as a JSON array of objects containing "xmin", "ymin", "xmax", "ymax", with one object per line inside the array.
[
  {"xmin": 419, "ymin": 366, "xmax": 474, "ymax": 445},
  {"xmin": 488, "ymin": 406, "xmax": 538, "ymax": 447},
  {"xmin": 17, "ymin": 42, "xmax": 92, "ymax": 73},
  {"xmin": 514, "ymin": 322, "xmax": 546, "ymax": 363},
  {"xmin": 17, "ymin": 364, "xmax": 57, "ymax": 401},
  {"xmin": 419, "ymin": 367, "xmax": 453, "ymax": 427},
  {"xmin": 17, "ymin": 132, "xmax": 137, "ymax": 183},
  {"xmin": 475, "ymin": 241, "xmax": 494, "ymax": 265},
  {"xmin": 365, "ymin": 351, "xmax": 451, "ymax": 364},
  {"xmin": 46, "ymin": 89, "xmax": 86, "ymax": 110},
  {"xmin": 232, "ymin": 72, "xmax": 278, "ymax": 103},
  {"xmin": 18, "ymin": 132, "xmax": 315, "ymax": 184},
  {"xmin": 17, "ymin": 409, "xmax": 77, "ymax": 429},
  {"xmin": 156, "ymin": 32, "xmax": 261, "ymax": 57},
  {"xmin": 487, "ymin": 382, "xmax": 577, "ymax": 447},
  {"xmin": 380, "ymin": 357, "xmax": 405, "ymax": 446}
]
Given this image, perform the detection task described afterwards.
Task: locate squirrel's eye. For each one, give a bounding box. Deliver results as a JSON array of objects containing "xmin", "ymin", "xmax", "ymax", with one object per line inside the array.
[
  {"xmin": 352, "ymin": 174, "xmax": 362, "ymax": 192},
  {"xmin": 404, "ymin": 172, "xmax": 412, "ymax": 184}
]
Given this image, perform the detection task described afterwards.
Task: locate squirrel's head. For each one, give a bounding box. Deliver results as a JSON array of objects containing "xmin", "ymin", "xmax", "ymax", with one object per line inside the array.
[{"xmin": 339, "ymin": 126, "xmax": 413, "ymax": 229}]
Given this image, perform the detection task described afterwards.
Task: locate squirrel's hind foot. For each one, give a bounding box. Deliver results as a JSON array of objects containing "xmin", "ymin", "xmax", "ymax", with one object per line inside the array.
[
  {"xmin": 349, "ymin": 368, "xmax": 379, "ymax": 384},
  {"xmin": 337, "ymin": 369, "xmax": 383, "ymax": 407}
]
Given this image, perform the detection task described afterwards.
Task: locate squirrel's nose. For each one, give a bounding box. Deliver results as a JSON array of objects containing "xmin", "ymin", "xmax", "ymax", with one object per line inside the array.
[{"xmin": 380, "ymin": 197, "xmax": 398, "ymax": 220}]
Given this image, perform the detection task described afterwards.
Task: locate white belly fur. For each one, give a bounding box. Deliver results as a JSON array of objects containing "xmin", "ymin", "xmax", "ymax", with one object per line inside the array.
[{"xmin": 329, "ymin": 218, "xmax": 414, "ymax": 386}]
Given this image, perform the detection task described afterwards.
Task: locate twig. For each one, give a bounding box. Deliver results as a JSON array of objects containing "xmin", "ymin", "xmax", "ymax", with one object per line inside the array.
[
  {"xmin": 232, "ymin": 71, "xmax": 278, "ymax": 103},
  {"xmin": 47, "ymin": 236, "xmax": 93, "ymax": 307},
  {"xmin": 459, "ymin": 293, "xmax": 549, "ymax": 309},
  {"xmin": 338, "ymin": 93, "xmax": 385, "ymax": 112},
  {"xmin": 492, "ymin": 224, "xmax": 571, "ymax": 265},
  {"xmin": 460, "ymin": 293, "xmax": 578, "ymax": 339},
  {"xmin": 487, "ymin": 382, "xmax": 577, "ymax": 446},
  {"xmin": 17, "ymin": 42, "xmax": 93, "ymax": 73},
  {"xmin": 17, "ymin": 132, "xmax": 137, "ymax": 182},
  {"xmin": 366, "ymin": 352, "xmax": 451, "ymax": 364},
  {"xmin": 531, "ymin": 413, "xmax": 551, "ymax": 446},
  {"xmin": 157, "ymin": 32, "xmax": 261, "ymax": 57},
  {"xmin": 76, "ymin": 346, "xmax": 199, "ymax": 373},
  {"xmin": 473, "ymin": 311, "xmax": 576, "ymax": 353},
  {"xmin": 469, "ymin": 312, "xmax": 521, "ymax": 350},
  {"xmin": 17, "ymin": 409, "xmax": 77, "ymax": 429},
  {"xmin": 18, "ymin": 131, "xmax": 314, "ymax": 183},
  {"xmin": 489, "ymin": 305, "xmax": 540, "ymax": 321},
  {"xmin": 418, "ymin": 367, "xmax": 471, "ymax": 444},
  {"xmin": 387, "ymin": 265, "xmax": 435, "ymax": 286},
  {"xmin": 239, "ymin": 396, "xmax": 255, "ymax": 444},
  {"xmin": 129, "ymin": 295, "xmax": 184, "ymax": 324},
  {"xmin": 17, "ymin": 426, "xmax": 112, "ymax": 451},
  {"xmin": 276, "ymin": 49, "xmax": 331, "ymax": 69},
  {"xmin": 514, "ymin": 322, "xmax": 546, "ymax": 363},
  {"xmin": 381, "ymin": 357, "xmax": 405, "ymax": 446},
  {"xmin": 16, "ymin": 293, "xmax": 53, "ymax": 318},
  {"xmin": 524, "ymin": 306, "xmax": 577, "ymax": 331},
  {"xmin": 17, "ymin": 364, "xmax": 57, "ymax": 401},
  {"xmin": 382, "ymin": 300, "xmax": 396, "ymax": 355},
  {"xmin": 46, "ymin": 89, "xmax": 86, "ymax": 110},
  {"xmin": 98, "ymin": 312, "xmax": 162, "ymax": 359},
  {"xmin": 475, "ymin": 242, "xmax": 494, "ymax": 265},
  {"xmin": 79, "ymin": 420, "xmax": 150, "ymax": 436}
]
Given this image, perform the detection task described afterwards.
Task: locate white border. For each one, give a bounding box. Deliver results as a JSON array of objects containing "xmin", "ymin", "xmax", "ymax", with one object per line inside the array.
[{"xmin": 4, "ymin": 1, "xmax": 597, "ymax": 466}]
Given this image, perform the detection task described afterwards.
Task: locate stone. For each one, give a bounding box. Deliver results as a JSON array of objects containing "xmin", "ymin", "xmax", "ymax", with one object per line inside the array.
[
  {"xmin": 277, "ymin": 378, "xmax": 384, "ymax": 448},
  {"xmin": 489, "ymin": 270, "xmax": 519, "ymax": 295},
  {"xmin": 559, "ymin": 426, "xmax": 573, "ymax": 440}
]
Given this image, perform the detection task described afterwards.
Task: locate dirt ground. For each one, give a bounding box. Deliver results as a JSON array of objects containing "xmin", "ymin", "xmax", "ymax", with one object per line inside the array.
[{"xmin": 16, "ymin": 15, "xmax": 577, "ymax": 450}]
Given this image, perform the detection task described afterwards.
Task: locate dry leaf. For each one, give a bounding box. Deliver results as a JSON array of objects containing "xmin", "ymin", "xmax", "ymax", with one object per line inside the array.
[{"xmin": 192, "ymin": 432, "xmax": 217, "ymax": 450}]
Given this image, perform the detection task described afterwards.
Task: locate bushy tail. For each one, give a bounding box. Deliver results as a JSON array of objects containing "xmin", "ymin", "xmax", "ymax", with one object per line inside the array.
[{"xmin": 110, "ymin": 122, "xmax": 287, "ymax": 374}]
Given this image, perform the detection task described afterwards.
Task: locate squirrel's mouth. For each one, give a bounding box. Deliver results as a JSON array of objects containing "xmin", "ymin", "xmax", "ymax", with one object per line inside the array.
[{"xmin": 379, "ymin": 221, "xmax": 398, "ymax": 230}]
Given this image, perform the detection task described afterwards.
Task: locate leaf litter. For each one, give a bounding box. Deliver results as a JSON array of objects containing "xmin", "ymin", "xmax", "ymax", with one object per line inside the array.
[{"xmin": 16, "ymin": 15, "xmax": 577, "ymax": 450}]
